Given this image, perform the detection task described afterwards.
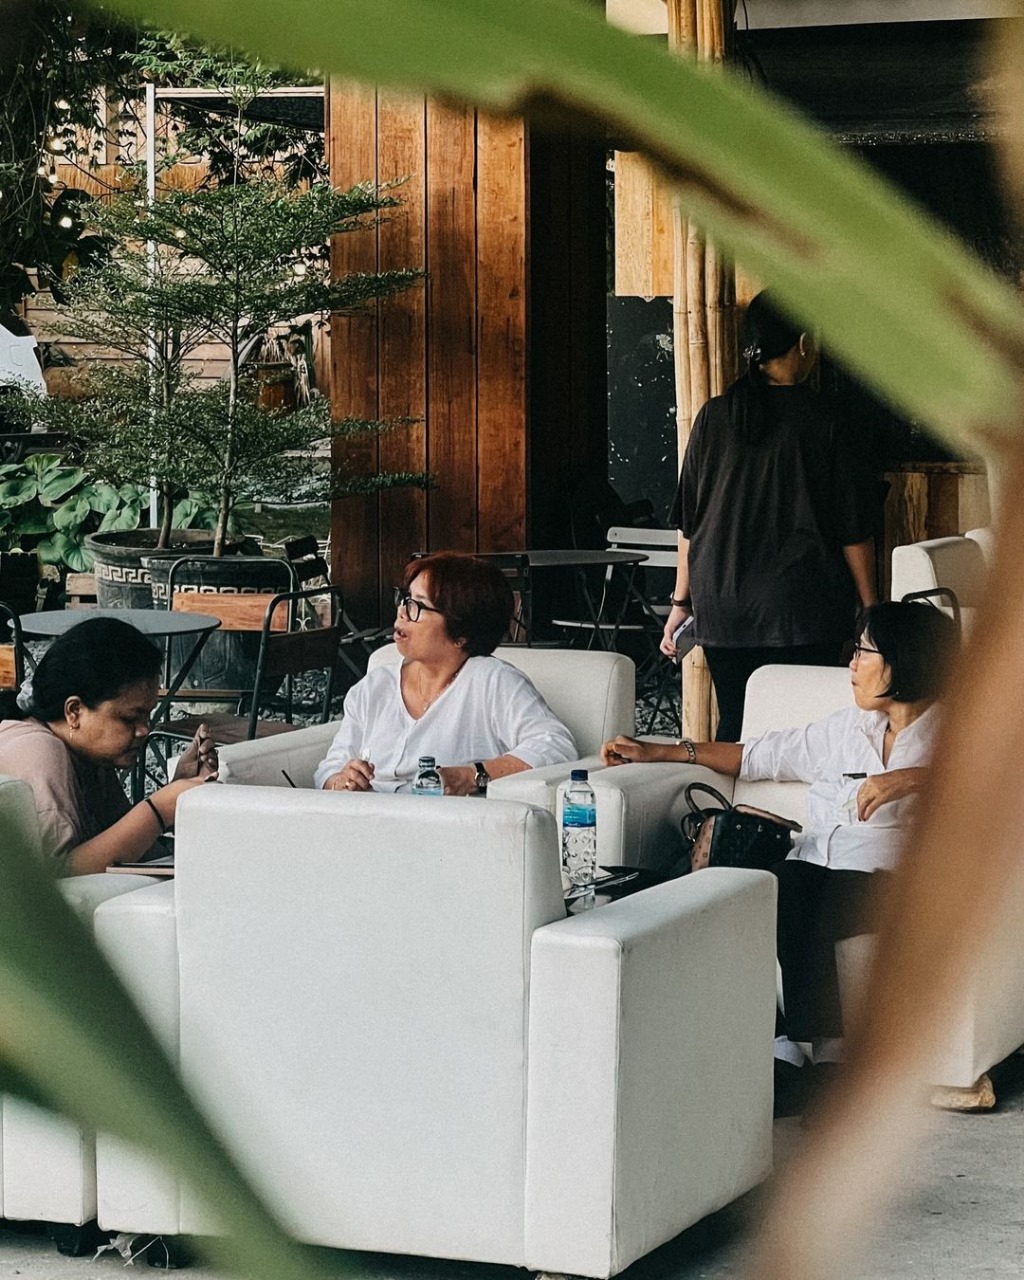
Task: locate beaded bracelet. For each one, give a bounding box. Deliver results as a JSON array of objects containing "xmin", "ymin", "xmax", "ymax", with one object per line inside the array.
[{"xmin": 144, "ymin": 795, "xmax": 168, "ymax": 834}]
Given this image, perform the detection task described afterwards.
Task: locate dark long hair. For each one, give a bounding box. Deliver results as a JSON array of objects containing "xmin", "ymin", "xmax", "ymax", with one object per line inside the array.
[
  {"xmin": 19, "ymin": 618, "xmax": 161, "ymax": 722},
  {"xmin": 727, "ymin": 292, "xmax": 804, "ymax": 444}
]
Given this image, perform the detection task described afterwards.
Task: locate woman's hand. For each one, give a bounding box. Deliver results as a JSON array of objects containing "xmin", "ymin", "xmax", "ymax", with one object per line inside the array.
[
  {"xmin": 601, "ymin": 735, "xmax": 659, "ymax": 766},
  {"xmin": 174, "ymin": 723, "xmax": 219, "ymax": 780},
  {"xmin": 439, "ymin": 765, "xmax": 478, "ymax": 796},
  {"xmin": 856, "ymin": 768, "xmax": 927, "ymax": 821},
  {"xmin": 660, "ymin": 603, "xmax": 691, "ymax": 658},
  {"xmin": 149, "ymin": 774, "xmax": 218, "ymax": 828},
  {"xmin": 323, "ymin": 759, "xmax": 375, "ymax": 792}
]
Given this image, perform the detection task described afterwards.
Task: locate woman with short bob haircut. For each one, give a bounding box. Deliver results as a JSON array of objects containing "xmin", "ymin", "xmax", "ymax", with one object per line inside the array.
[
  {"xmin": 315, "ymin": 551, "xmax": 576, "ymax": 795},
  {"xmin": 0, "ymin": 617, "xmax": 217, "ymax": 875},
  {"xmin": 602, "ymin": 600, "xmax": 958, "ymax": 1077}
]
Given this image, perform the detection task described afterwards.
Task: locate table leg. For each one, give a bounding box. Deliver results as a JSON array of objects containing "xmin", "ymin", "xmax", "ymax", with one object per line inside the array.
[{"xmin": 130, "ymin": 628, "xmax": 216, "ymax": 802}]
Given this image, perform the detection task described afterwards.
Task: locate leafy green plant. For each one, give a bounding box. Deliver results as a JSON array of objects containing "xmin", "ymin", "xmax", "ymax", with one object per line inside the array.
[
  {"xmin": 40, "ymin": 177, "xmax": 424, "ymax": 553},
  {"xmin": 0, "ymin": 452, "xmax": 145, "ymax": 571},
  {"xmin": 0, "ymin": 3, "xmax": 142, "ymax": 314},
  {"xmin": 131, "ymin": 31, "xmax": 327, "ymax": 187}
]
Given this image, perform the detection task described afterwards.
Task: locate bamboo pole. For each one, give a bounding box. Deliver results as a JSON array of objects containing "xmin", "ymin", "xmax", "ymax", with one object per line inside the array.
[
  {"xmin": 672, "ymin": 194, "xmax": 691, "ymax": 439},
  {"xmin": 668, "ymin": 0, "xmax": 734, "ymax": 740},
  {"xmin": 686, "ymin": 223, "xmax": 709, "ymax": 415}
]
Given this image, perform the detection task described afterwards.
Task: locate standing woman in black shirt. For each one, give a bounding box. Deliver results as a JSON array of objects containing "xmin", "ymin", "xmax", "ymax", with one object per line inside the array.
[{"xmin": 663, "ymin": 293, "xmax": 877, "ymax": 741}]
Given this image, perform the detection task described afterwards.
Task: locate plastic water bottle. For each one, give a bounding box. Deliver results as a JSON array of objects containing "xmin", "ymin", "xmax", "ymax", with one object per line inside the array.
[
  {"xmin": 412, "ymin": 755, "xmax": 443, "ymax": 797},
  {"xmin": 562, "ymin": 769, "xmax": 597, "ymax": 903}
]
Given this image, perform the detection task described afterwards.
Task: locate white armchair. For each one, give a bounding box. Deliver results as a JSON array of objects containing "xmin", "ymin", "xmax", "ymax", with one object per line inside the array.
[
  {"xmin": 890, "ymin": 531, "xmax": 991, "ymax": 632},
  {"xmin": 93, "ymin": 784, "xmax": 777, "ymax": 1275},
  {"xmin": 0, "ymin": 774, "xmax": 160, "ymax": 1240},
  {"xmin": 590, "ymin": 662, "xmax": 1024, "ymax": 1093}
]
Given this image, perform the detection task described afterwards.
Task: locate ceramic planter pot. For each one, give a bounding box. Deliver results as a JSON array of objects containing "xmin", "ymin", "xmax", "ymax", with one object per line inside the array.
[{"xmin": 85, "ymin": 529, "xmax": 241, "ymax": 609}]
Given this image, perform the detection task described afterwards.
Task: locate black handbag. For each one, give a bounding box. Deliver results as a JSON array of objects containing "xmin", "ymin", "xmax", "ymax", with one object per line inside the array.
[{"xmin": 677, "ymin": 782, "xmax": 801, "ymax": 875}]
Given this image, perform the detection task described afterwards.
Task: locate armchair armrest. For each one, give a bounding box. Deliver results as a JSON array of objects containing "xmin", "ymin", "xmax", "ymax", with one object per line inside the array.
[
  {"xmin": 93, "ymin": 882, "xmax": 182, "ymax": 1236},
  {"xmin": 525, "ymin": 868, "xmax": 776, "ymax": 1278},
  {"xmin": 485, "ymin": 754, "xmax": 604, "ymax": 813},
  {"xmin": 217, "ymin": 720, "xmax": 338, "ymax": 788},
  {"xmin": 578, "ymin": 762, "xmax": 735, "ymax": 871}
]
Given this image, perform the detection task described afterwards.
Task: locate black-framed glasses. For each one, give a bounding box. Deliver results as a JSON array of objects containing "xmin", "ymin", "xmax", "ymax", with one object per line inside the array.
[
  {"xmin": 393, "ymin": 588, "xmax": 443, "ymax": 623},
  {"xmin": 851, "ymin": 642, "xmax": 882, "ymax": 660}
]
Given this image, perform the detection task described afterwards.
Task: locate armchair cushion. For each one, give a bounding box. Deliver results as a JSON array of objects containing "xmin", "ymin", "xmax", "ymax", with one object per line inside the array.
[{"xmin": 368, "ymin": 643, "xmax": 635, "ymax": 755}]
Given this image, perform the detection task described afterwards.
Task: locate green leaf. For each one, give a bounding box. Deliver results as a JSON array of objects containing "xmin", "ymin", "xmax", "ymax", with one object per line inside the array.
[
  {"xmin": 51, "ymin": 495, "xmax": 92, "ymax": 532},
  {"xmin": 0, "ymin": 479, "xmax": 40, "ymax": 507},
  {"xmin": 38, "ymin": 466, "xmax": 88, "ymax": 504},
  {"xmin": 102, "ymin": 0, "xmax": 1024, "ymax": 454},
  {"xmin": 96, "ymin": 505, "xmax": 142, "ymax": 533},
  {"xmin": 35, "ymin": 533, "xmax": 79, "ymax": 567},
  {"xmin": 0, "ymin": 807, "xmax": 335, "ymax": 1280}
]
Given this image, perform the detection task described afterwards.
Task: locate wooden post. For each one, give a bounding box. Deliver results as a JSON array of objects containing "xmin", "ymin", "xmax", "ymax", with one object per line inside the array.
[{"xmin": 667, "ymin": 0, "xmax": 736, "ymax": 740}]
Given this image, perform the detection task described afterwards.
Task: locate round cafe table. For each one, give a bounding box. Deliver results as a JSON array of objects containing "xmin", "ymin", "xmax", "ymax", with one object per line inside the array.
[{"xmin": 20, "ymin": 607, "xmax": 221, "ymax": 725}]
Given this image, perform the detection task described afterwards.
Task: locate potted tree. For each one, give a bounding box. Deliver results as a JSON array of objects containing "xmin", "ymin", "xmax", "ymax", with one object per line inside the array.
[
  {"xmin": 25, "ymin": 36, "xmax": 425, "ymax": 606},
  {"xmin": 35, "ymin": 176, "xmax": 423, "ymax": 605}
]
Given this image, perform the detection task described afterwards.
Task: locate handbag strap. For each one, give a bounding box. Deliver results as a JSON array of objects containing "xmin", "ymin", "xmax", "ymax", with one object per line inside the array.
[{"xmin": 684, "ymin": 781, "xmax": 733, "ymax": 817}]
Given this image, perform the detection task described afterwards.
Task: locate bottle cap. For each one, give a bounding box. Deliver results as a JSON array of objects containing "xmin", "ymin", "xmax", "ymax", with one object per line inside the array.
[
  {"xmin": 417, "ymin": 756, "xmax": 436, "ymax": 768},
  {"xmin": 570, "ymin": 768, "xmax": 588, "ymax": 781}
]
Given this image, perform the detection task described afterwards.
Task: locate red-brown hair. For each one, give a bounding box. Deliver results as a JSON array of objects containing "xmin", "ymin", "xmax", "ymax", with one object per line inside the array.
[{"xmin": 401, "ymin": 553, "xmax": 513, "ymax": 656}]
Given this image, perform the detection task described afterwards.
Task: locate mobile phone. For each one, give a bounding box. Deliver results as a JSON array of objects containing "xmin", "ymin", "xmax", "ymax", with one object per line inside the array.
[{"xmin": 671, "ymin": 614, "xmax": 696, "ymax": 660}]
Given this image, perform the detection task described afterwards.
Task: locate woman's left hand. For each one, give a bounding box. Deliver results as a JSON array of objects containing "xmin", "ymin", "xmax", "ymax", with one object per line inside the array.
[
  {"xmin": 174, "ymin": 723, "xmax": 219, "ymax": 780},
  {"xmin": 438, "ymin": 765, "xmax": 478, "ymax": 796},
  {"xmin": 856, "ymin": 768, "xmax": 927, "ymax": 821}
]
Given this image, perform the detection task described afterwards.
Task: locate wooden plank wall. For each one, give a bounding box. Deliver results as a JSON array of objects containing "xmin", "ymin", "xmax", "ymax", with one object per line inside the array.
[{"xmin": 328, "ymin": 83, "xmax": 528, "ymax": 623}]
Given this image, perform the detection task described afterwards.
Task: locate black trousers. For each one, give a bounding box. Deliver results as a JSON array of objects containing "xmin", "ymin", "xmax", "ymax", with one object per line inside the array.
[
  {"xmin": 703, "ymin": 643, "xmax": 845, "ymax": 742},
  {"xmin": 772, "ymin": 859, "xmax": 888, "ymax": 1043}
]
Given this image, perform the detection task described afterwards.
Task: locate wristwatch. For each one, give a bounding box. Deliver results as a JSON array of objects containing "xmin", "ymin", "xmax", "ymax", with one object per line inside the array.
[{"xmin": 473, "ymin": 761, "xmax": 490, "ymax": 794}]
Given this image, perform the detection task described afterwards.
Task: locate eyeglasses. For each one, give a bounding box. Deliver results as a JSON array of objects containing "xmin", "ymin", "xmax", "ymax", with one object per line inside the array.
[
  {"xmin": 393, "ymin": 588, "xmax": 443, "ymax": 623},
  {"xmin": 851, "ymin": 642, "xmax": 882, "ymax": 661}
]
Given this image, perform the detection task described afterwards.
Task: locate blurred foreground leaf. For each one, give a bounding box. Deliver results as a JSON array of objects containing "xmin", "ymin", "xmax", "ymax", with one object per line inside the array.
[{"xmin": 0, "ymin": 807, "xmax": 333, "ymax": 1280}]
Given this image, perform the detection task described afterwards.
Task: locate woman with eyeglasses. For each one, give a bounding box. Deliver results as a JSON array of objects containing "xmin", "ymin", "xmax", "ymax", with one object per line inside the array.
[
  {"xmin": 314, "ymin": 552, "xmax": 576, "ymax": 795},
  {"xmin": 601, "ymin": 601, "xmax": 958, "ymax": 1087}
]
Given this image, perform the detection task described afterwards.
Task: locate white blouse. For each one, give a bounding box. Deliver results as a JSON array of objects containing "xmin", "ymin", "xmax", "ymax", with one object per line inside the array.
[
  {"xmin": 313, "ymin": 654, "xmax": 577, "ymax": 791},
  {"xmin": 739, "ymin": 703, "xmax": 942, "ymax": 873}
]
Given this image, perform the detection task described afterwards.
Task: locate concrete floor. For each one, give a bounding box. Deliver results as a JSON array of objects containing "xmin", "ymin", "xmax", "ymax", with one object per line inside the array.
[{"xmin": 3, "ymin": 1057, "xmax": 1024, "ymax": 1280}]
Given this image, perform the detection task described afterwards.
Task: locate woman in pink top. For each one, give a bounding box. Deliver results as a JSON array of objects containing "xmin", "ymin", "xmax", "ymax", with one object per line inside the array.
[{"xmin": 0, "ymin": 617, "xmax": 217, "ymax": 874}]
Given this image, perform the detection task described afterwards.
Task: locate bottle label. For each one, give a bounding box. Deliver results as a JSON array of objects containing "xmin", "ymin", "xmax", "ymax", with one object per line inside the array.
[{"xmin": 563, "ymin": 802, "xmax": 596, "ymax": 827}]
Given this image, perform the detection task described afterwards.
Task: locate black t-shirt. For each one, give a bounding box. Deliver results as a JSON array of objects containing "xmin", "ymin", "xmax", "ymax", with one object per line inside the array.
[{"xmin": 669, "ymin": 382, "xmax": 874, "ymax": 648}]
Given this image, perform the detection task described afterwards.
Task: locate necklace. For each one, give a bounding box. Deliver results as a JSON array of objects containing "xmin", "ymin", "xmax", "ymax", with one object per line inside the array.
[{"xmin": 414, "ymin": 661, "xmax": 466, "ymax": 712}]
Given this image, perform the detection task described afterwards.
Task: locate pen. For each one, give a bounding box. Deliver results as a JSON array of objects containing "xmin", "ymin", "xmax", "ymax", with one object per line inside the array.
[{"xmin": 843, "ymin": 772, "xmax": 867, "ymax": 780}]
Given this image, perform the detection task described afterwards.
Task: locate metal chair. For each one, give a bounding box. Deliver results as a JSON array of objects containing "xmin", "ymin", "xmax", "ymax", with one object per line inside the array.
[
  {"xmin": 282, "ymin": 535, "xmax": 391, "ymax": 680},
  {"xmin": 0, "ymin": 600, "xmax": 26, "ymax": 718},
  {"xmin": 548, "ymin": 526, "xmax": 680, "ymax": 732},
  {"xmin": 157, "ymin": 581, "xmax": 345, "ymax": 745}
]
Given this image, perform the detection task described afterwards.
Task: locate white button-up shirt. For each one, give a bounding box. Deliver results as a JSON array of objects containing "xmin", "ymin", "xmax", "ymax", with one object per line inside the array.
[{"xmin": 739, "ymin": 703, "xmax": 941, "ymax": 872}]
